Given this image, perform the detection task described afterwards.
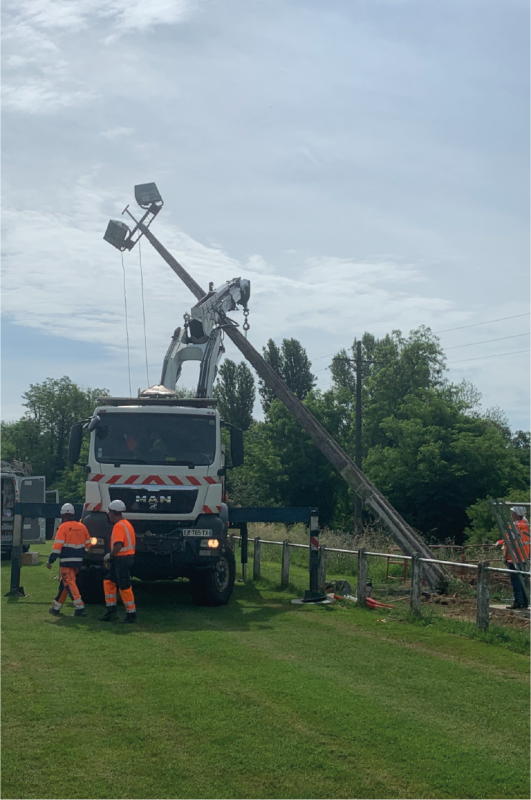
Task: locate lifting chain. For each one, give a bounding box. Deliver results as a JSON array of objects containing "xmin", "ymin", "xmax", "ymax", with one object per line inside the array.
[{"xmin": 242, "ymin": 307, "xmax": 250, "ymax": 338}]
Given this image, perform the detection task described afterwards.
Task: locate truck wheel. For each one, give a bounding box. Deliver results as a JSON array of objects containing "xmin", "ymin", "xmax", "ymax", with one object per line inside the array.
[
  {"xmin": 190, "ymin": 548, "xmax": 236, "ymax": 607},
  {"xmin": 77, "ymin": 570, "xmax": 105, "ymax": 605}
]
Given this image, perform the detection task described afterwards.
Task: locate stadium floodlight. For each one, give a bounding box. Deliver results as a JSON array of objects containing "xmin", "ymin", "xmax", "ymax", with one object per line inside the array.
[
  {"xmin": 134, "ymin": 182, "xmax": 163, "ymax": 209},
  {"xmin": 103, "ymin": 219, "xmax": 131, "ymax": 250},
  {"xmin": 103, "ymin": 183, "xmax": 164, "ymax": 253}
]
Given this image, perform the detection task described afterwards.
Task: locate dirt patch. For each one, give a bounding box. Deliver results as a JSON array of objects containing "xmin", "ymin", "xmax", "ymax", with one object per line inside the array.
[{"xmin": 423, "ymin": 596, "xmax": 531, "ymax": 629}]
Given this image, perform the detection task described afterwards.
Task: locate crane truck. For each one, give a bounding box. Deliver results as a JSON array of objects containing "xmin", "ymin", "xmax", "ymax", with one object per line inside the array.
[
  {"xmin": 97, "ymin": 183, "xmax": 448, "ymax": 589},
  {"xmin": 69, "ymin": 270, "xmax": 250, "ymax": 606}
]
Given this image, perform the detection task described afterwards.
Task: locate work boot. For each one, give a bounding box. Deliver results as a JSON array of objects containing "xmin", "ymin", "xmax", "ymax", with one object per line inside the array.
[
  {"xmin": 48, "ymin": 608, "xmax": 60, "ymax": 617},
  {"xmin": 74, "ymin": 608, "xmax": 86, "ymax": 617},
  {"xmin": 120, "ymin": 612, "xmax": 137, "ymax": 624},
  {"xmin": 506, "ymin": 602, "xmax": 523, "ymax": 610},
  {"xmin": 98, "ymin": 607, "xmax": 118, "ymax": 621}
]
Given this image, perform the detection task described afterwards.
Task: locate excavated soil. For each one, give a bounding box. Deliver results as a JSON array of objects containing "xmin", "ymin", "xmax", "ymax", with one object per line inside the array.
[{"xmin": 423, "ymin": 595, "xmax": 531, "ymax": 629}]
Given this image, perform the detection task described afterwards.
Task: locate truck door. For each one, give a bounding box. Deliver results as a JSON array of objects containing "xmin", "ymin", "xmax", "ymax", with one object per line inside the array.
[{"xmin": 19, "ymin": 476, "xmax": 46, "ymax": 544}]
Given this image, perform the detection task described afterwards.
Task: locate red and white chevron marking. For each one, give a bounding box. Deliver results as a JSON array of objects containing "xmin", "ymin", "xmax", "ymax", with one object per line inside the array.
[{"xmin": 89, "ymin": 473, "xmax": 219, "ymax": 486}]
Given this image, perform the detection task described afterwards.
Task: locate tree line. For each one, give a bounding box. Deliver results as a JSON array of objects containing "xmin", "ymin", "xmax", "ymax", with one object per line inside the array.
[{"xmin": 2, "ymin": 328, "xmax": 529, "ymax": 543}]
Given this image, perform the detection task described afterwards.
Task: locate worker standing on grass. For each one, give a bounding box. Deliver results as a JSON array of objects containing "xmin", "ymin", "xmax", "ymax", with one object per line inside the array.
[
  {"xmin": 99, "ymin": 499, "xmax": 137, "ymax": 624},
  {"xmin": 497, "ymin": 506, "xmax": 530, "ymax": 610},
  {"xmin": 47, "ymin": 503, "xmax": 91, "ymax": 617}
]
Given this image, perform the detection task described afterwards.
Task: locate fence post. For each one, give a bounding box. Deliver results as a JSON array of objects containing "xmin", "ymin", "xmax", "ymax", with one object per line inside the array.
[
  {"xmin": 410, "ymin": 557, "xmax": 422, "ymax": 616},
  {"xmin": 357, "ymin": 548, "xmax": 368, "ymax": 607},
  {"xmin": 309, "ymin": 510, "xmax": 320, "ymax": 593},
  {"xmin": 253, "ymin": 537, "xmax": 261, "ymax": 580},
  {"xmin": 281, "ymin": 540, "xmax": 290, "ymax": 588},
  {"xmin": 476, "ymin": 561, "xmax": 490, "ymax": 631},
  {"xmin": 318, "ymin": 546, "xmax": 327, "ymax": 591}
]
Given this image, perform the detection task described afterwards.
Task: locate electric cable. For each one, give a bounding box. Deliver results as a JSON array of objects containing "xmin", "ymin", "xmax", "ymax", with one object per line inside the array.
[
  {"xmin": 433, "ymin": 312, "xmax": 530, "ymax": 334},
  {"xmin": 447, "ymin": 349, "xmax": 530, "ymax": 365},
  {"xmin": 445, "ymin": 332, "xmax": 530, "ymax": 350},
  {"xmin": 120, "ymin": 251, "xmax": 132, "ymax": 396},
  {"xmin": 138, "ymin": 240, "xmax": 150, "ymax": 387}
]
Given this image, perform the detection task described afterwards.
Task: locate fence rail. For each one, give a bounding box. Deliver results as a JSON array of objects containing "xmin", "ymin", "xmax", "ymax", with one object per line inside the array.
[{"xmin": 229, "ymin": 535, "xmax": 530, "ymax": 631}]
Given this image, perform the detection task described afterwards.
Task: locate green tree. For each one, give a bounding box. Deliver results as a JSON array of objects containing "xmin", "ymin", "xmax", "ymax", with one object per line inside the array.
[
  {"xmin": 259, "ymin": 338, "xmax": 316, "ymax": 414},
  {"xmin": 1, "ymin": 377, "xmax": 107, "ymax": 486},
  {"xmin": 363, "ymin": 390, "xmax": 528, "ymax": 543},
  {"xmin": 214, "ymin": 359, "xmax": 255, "ymax": 431}
]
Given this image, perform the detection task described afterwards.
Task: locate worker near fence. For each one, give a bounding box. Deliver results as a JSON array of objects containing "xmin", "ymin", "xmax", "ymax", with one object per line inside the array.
[
  {"xmin": 47, "ymin": 503, "xmax": 91, "ymax": 617},
  {"xmin": 497, "ymin": 506, "xmax": 530, "ymax": 610},
  {"xmin": 99, "ymin": 499, "xmax": 137, "ymax": 623}
]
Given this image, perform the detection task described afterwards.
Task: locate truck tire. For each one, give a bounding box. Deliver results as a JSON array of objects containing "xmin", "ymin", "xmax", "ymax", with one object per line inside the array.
[
  {"xmin": 190, "ymin": 548, "xmax": 236, "ymax": 607},
  {"xmin": 77, "ymin": 569, "xmax": 105, "ymax": 605}
]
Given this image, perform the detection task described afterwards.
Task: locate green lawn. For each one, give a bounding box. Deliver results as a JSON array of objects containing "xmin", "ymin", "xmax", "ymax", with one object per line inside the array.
[{"xmin": 2, "ymin": 544, "xmax": 529, "ymax": 800}]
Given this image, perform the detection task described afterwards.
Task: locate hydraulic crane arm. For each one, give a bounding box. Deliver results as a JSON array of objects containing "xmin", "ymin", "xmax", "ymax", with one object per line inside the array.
[{"xmin": 159, "ymin": 277, "xmax": 250, "ymax": 397}]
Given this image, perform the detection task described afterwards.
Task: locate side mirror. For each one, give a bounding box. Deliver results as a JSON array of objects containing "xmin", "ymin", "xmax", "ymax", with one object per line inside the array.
[
  {"xmin": 87, "ymin": 414, "xmax": 101, "ymax": 433},
  {"xmin": 230, "ymin": 426, "xmax": 244, "ymax": 468},
  {"xmin": 68, "ymin": 422, "xmax": 83, "ymax": 464}
]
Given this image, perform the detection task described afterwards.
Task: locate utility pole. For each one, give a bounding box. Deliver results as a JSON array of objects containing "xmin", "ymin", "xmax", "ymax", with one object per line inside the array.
[
  {"xmin": 334, "ymin": 341, "xmax": 381, "ymax": 535},
  {"xmin": 354, "ymin": 340, "xmax": 363, "ymax": 535}
]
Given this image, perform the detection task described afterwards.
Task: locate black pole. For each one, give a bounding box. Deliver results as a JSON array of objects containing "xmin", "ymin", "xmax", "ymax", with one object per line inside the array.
[
  {"xmin": 354, "ymin": 340, "xmax": 362, "ymax": 534},
  {"xmin": 304, "ymin": 508, "xmax": 325, "ymax": 601},
  {"xmin": 5, "ymin": 514, "xmax": 25, "ymax": 597}
]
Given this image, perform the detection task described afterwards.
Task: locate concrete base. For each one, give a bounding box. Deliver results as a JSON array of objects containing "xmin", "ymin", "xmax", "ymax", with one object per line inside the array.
[{"xmin": 21, "ymin": 551, "xmax": 40, "ymax": 566}]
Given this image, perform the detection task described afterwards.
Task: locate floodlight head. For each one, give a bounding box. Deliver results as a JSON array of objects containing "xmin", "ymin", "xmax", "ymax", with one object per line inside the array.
[
  {"xmin": 134, "ymin": 182, "xmax": 163, "ymax": 209},
  {"xmin": 103, "ymin": 219, "xmax": 130, "ymax": 250}
]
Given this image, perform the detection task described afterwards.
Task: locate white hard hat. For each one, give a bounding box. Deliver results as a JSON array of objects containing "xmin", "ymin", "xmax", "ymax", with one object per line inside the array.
[
  {"xmin": 510, "ymin": 506, "xmax": 527, "ymax": 517},
  {"xmin": 108, "ymin": 499, "xmax": 126, "ymax": 512},
  {"xmin": 60, "ymin": 503, "xmax": 75, "ymax": 515}
]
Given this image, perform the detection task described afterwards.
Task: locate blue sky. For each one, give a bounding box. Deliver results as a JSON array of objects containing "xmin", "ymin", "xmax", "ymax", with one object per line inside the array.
[{"xmin": 2, "ymin": 0, "xmax": 529, "ymax": 430}]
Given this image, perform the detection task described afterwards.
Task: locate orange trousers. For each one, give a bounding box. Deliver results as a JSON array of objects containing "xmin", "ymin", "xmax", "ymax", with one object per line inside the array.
[
  {"xmin": 103, "ymin": 556, "xmax": 136, "ymax": 614},
  {"xmin": 52, "ymin": 567, "xmax": 85, "ymax": 612},
  {"xmin": 103, "ymin": 580, "xmax": 136, "ymax": 613}
]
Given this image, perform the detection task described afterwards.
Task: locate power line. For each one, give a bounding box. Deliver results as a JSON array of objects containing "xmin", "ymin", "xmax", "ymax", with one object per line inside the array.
[
  {"xmin": 445, "ymin": 332, "xmax": 530, "ymax": 351},
  {"xmin": 447, "ymin": 349, "xmax": 530, "ymax": 365},
  {"xmin": 434, "ymin": 312, "xmax": 530, "ymax": 334},
  {"xmin": 310, "ymin": 312, "xmax": 531, "ymax": 364}
]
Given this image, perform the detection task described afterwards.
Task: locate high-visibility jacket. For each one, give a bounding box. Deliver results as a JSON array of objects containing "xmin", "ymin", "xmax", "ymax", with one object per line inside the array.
[
  {"xmin": 497, "ymin": 519, "xmax": 530, "ymax": 563},
  {"xmin": 49, "ymin": 521, "xmax": 91, "ymax": 567},
  {"xmin": 111, "ymin": 518, "xmax": 136, "ymax": 557}
]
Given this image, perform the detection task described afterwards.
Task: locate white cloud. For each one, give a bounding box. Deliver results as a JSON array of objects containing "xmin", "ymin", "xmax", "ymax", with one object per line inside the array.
[
  {"xmin": 6, "ymin": 0, "xmax": 195, "ymax": 34},
  {"xmin": 1, "ymin": 0, "xmax": 198, "ymax": 112}
]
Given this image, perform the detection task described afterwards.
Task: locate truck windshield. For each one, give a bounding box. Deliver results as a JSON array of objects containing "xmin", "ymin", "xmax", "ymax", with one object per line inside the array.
[{"xmin": 93, "ymin": 413, "xmax": 217, "ymax": 466}]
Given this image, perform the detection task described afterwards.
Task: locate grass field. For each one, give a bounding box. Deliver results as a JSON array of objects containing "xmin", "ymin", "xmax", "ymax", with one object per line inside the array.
[{"xmin": 2, "ymin": 542, "xmax": 530, "ymax": 800}]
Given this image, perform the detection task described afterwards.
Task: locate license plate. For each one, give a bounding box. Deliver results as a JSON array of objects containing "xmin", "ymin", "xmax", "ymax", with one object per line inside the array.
[{"xmin": 182, "ymin": 529, "xmax": 212, "ymax": 537}]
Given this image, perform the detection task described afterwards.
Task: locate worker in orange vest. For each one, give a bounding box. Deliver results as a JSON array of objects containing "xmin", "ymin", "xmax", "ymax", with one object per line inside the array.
[
  {"xmin": 47, "ymin": 503, "xmax": 91, "ymax": 617},
  {"xmin": 497, "ymin": 506, "xmax": 530, "ymax": 609},
  {"xmin": 99, "ymin": 499, "xmax": 137, "ymax": 623}
]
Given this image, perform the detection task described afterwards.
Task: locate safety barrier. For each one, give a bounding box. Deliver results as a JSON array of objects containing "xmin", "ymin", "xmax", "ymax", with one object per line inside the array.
[{"xmin": 230, "ymin": 535, "xmax": 531, "ymax": 631}]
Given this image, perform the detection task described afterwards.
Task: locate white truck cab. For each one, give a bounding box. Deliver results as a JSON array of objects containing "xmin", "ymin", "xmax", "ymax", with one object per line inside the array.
[{"xmin": 69, "ymin": 394, "xmax": 244, "ymax": 606}]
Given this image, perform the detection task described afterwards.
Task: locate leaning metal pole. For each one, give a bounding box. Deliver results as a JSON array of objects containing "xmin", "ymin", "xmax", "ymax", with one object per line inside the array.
[{"xmin": 136, "ymin": 220, "xmax": 448, "ymax": 589}]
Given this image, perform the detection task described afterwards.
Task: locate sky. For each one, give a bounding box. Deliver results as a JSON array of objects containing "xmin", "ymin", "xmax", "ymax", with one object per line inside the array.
[{"xmin": 2, "ymin": 0, "xmax": 529, "ymax": 431}]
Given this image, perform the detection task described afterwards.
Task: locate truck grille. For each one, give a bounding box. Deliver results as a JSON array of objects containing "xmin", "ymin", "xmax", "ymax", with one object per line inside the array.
[{"xmin": 108, "ymin": 487, "xmax": 198, "ymax": 514}]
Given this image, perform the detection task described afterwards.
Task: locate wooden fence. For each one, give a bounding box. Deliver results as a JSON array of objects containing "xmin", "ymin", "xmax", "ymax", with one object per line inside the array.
[{"xmin": 230, "ymin": 535, "xmax": 530, "ymax": 632}]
